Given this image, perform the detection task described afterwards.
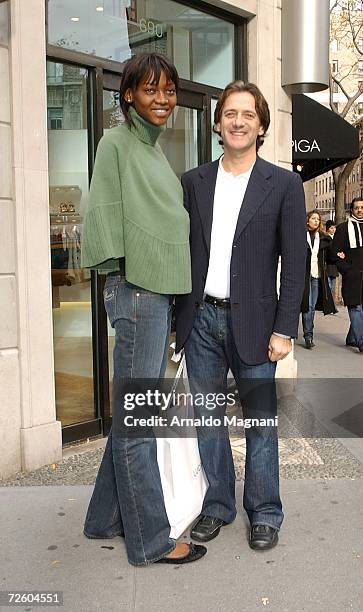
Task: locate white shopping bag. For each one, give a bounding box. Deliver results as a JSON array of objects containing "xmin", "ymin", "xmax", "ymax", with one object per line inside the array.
[
  {"xmin": 156, "ymin": 436, "xmax": 208, "ymax": 540},
  {"xmin": 156, "ymin": 352, "xmax": 208, "ymax": 540}
]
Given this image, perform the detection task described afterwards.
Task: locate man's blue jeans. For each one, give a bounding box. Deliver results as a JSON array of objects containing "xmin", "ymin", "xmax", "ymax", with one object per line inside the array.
[
  {"xmin": 302, "ymin": 277, "xmax": 320, "ymax": 340},
  {"xmin": 84, "ymin": 275, "xmax": 175, "ymax": 566},
  {"xmin": 347, "ymin": 304, "xmax": 363, "ymax": 348},
  {"xmin": 184, "ymin": 302, "xmax": 283, "ymax": 530}
]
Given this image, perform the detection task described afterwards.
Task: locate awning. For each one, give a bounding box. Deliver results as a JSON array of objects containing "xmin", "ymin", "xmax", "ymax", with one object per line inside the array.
[{"xmin": 292, "ymin": 94, "xmax": 360, "ymax": 181}]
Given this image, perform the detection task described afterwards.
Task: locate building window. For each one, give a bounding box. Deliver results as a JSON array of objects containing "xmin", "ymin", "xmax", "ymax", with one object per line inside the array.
[
  {"xmin": 47, "ymin": 0, "xmax": 238, "ymax": 90},
  {"xmin": 46, "ymin": 62, "xmax": 64, "ymax": 84},
  {"xmin": 331, "ymin": 60, "xmax": 339, "ymax": 73},
  {"xmin": 47, "ymin": 107, "xmax": 63, "ymax": 130},
  {"xmin": 330, "ymin": 39, "xmax": 339, "ymax": 52}
]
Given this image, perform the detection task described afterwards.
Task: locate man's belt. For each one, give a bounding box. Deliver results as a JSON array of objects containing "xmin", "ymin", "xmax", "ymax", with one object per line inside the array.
[{"xmin": 204, "ymin": 294, "xmax": 231, "ymax": 309}]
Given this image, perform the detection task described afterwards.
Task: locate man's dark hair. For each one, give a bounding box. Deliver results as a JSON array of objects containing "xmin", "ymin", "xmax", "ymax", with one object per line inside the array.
[
  {"xmin": 325, "ymin": 220, "xmax": 336, "ymax": 231},
  {"xmin": 213, "ymin": 81, "xmax": 270, "ymax": 151},
  {"xmin": 119, "ymin": 53, "xmax": 179, "ymax": 126},
  {"xmin": 350, "ymin": 196, "xmax": 363, "ymax": 214}
]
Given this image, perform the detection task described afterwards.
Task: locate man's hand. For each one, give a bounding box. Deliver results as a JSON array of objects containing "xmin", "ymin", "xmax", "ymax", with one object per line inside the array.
[
  {"xmin": 268, "ymin": 334, "xmax": 292, "ymax": 362},
  {"xmin": 337, "ymin": 251, "xmax": 345, "ymax": 259}
]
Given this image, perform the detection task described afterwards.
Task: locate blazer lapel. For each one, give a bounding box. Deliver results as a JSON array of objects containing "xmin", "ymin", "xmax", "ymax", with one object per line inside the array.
[
  {"xmin": 233, "ymin": 157, "xmax": 274, "ymax": 243},
  {"xmin": 193, "ymin": 160, "xmax": 219, "ymax": 253}
]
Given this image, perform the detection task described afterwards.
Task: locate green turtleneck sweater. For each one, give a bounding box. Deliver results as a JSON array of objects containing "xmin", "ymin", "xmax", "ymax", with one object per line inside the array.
[{"xmin": 81, "ymin": 108, "xmax": 191, "ymax": 294}]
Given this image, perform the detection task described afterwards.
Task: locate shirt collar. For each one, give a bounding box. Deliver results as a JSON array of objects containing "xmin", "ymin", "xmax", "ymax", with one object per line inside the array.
[{"xmin": 218, "ymin": 156, "xmax": 255, "ymax": 181}]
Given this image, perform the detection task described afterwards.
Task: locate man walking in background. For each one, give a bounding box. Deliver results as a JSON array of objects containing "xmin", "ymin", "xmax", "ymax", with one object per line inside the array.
[
  {"xmin": 175, "ymin": 81, "xmax": 306, "ymax": 551},
  {"xmin": 331, "ymin": 198, "xmax": 363, "ymax": 352},
  {"xmin": 325, "ymin": 220, "xmax": 339, "ymax": 302}
]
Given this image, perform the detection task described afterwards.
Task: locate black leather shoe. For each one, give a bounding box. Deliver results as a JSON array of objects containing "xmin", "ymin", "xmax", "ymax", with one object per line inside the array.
[
  {"xmin": 249, "ymin": 524, "xmax": 278, "ymax": 550},
  {"xmin": 346, "ymin": 340, "xmax": 357, "ymax": 347},
  {"xmin": 304, "ymin": 338, "xmax": 315, "ymax": 349},
  {"xmin": 156, "ymin": 543, "xmax": 207, "ymax": 564},
  {"xmin": 358, "ymin": 344, "xmax": 363, "ymax": 353},
  {"xmin": 190, "ymin": 515, "xmax": 226, "ymax": 542}
]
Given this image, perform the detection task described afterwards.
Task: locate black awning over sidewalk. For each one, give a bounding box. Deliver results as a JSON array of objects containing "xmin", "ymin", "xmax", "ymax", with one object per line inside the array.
[{"xmin": 292, "ymin": 94, "xmax": 360, "ymax": 181}]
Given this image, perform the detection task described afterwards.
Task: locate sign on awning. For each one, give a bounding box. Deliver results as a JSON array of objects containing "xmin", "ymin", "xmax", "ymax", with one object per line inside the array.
[{"xmin": 292, "ymin": 94, "xmax": 360, "ymax": 181}]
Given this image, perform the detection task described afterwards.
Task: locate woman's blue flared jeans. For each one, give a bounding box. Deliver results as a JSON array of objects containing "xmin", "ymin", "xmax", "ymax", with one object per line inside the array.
[{"xmin": 84, "ymin": 274, "xmax": 175, "ymax": 565}]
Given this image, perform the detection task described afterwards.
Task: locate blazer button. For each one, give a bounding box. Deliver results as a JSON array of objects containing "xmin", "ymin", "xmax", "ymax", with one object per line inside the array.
[{"xmin": 232, "ymin": 273, "xmax": 238, "ymax": 278}]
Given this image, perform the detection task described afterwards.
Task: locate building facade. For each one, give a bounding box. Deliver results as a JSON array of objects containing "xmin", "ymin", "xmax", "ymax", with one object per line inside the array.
[
  {"xmin": 306, "ymin": 5, "xmax": 363, "ymax": 218},
  {"xmin": 0, "ymin": 0, "xmax": 324, "ymax": 478}
]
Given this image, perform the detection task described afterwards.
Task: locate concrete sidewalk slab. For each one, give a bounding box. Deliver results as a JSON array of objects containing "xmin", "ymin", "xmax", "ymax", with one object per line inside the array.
[{"xmin": 1, "ymin": 481, "xmax": 362, "ymax": 612}]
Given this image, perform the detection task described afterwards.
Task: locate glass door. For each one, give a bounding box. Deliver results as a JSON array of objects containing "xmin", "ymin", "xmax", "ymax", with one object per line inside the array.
[
  {"xmin": 47, "ymin": 61, "xmax": 101, "ymax": 442},
  {"xmin": 102, "ymin": 74, "xmax": 205, "ymax": 400}
]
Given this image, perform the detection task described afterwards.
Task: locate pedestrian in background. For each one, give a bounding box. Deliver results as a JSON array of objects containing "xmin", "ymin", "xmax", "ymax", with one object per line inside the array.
[
  {"xmin": 331, "ymin": 198, "xmax": 363, "ymax": 353},
  {"xmin": 325, "ymin": 220, "xmax": 339, "ymax": 302},
  {"xmin": 301, "ymin": 210, "xmax": 337, "ymax": 349}
]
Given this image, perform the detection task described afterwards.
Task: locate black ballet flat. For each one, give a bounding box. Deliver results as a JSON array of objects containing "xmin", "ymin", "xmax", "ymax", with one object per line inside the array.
[{"xmin": 155, "ymin": 542, "xmax": 207, "ymax": 564}]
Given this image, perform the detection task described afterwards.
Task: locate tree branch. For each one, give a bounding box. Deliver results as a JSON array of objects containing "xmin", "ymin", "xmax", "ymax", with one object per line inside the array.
[
  {"xmin": 347, "ymin": 5, "xmax": 363, "ymax": 55},
  {"xmin": 329, "ymin": 73, "xmax": 339, "ymax": 112},
  {"xmin": 340, "ymin": 82, "xmax": 363, "ymax": 118},
  {"xmin": 332, "ymin": 73, "xmax": 350, "ymax": 100}
]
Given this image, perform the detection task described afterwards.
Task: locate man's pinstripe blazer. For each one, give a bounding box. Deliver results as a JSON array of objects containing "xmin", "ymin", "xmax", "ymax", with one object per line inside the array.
[{"xmin": 175, "ymin": 156, "xmax": 307, "ymax": 365}]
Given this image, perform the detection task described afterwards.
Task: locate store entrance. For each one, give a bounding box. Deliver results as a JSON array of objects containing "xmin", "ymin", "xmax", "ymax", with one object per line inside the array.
[{"xmin": 46, "ymin": 57, "xmax": 225, "ymax": 444}]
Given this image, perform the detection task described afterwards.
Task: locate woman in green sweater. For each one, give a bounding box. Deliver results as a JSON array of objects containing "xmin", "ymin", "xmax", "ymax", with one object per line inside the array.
[{"xmin": 82, "ymin": 53, "xmax": 206, "ymax": 566}]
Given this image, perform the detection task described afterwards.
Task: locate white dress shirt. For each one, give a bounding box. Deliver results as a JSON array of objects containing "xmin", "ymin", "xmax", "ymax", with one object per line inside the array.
[{"xmin": 204, "ymin": 157, "xmax": 254, "ymax": 298}]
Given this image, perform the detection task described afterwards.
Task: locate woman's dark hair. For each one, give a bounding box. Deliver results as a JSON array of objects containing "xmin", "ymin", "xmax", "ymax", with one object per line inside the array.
[
  {"xmin": 120, "ymin": 53, "xmax": 179, "ymax": 126},
  {"xmin": 213, "ymin": 81, "xmax": 270, "ymax": 151},
  {"xmin": 325, "ymin": 219, "xmax": 336, "ymax": 231}
]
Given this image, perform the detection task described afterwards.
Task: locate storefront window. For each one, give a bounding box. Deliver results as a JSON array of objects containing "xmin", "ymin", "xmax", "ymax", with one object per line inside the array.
[
  {"xmin": 47, "ymin": 61, "xmax": 95, "ymax": 427},
  {"xmin": 47, "ymin": 0, "xmax": 235, "ymax": 89}
]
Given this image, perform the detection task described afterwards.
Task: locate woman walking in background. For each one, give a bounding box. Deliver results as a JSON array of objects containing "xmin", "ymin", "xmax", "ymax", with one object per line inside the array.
[
  {"xmin": 301, "ymin": 210, "xmax": 337, "ymax": 349},
  {"xmin": 81, "ymin": 53, "xmax": 206, "ymax": 566}
]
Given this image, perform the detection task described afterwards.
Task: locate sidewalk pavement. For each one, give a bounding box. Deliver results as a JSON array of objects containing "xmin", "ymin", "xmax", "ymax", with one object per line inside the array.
[
  {"xmin": 1, "ymin": 480, "xmax": 362, "ymax": 612},
  {"xmin": 1, "ymin": 306, "xmax": 363, "ymax": 612}
]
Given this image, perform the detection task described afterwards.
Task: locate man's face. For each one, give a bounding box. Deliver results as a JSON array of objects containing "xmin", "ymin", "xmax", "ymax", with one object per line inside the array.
[
  {"xmin": 352, "ymin": 200, "xmax": 363, "ymax": 220},
  {"xmin": 216, "ymin": 91, "xmax": 265, "ymax": 156}
]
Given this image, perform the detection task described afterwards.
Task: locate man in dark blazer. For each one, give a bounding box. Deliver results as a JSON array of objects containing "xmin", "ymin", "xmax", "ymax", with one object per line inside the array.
[
  {"xmin": 175, "ymin": 81, "xmax": 306, "ymax": 550},
  {"xmin": 331, "ymin": 197, "xmax": 363, "ymax": 352}
]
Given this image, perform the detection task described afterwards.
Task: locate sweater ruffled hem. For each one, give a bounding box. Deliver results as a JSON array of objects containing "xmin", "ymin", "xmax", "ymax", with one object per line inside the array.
[{"xmin": 124, "ymin": 219, "xmax": 191, "ymax": 294}]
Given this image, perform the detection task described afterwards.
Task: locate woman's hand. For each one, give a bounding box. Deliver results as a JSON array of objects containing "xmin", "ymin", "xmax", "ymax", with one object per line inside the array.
[{"xmin": 337, "ymin": 251, "xmax": 345, "ymax": 259}]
